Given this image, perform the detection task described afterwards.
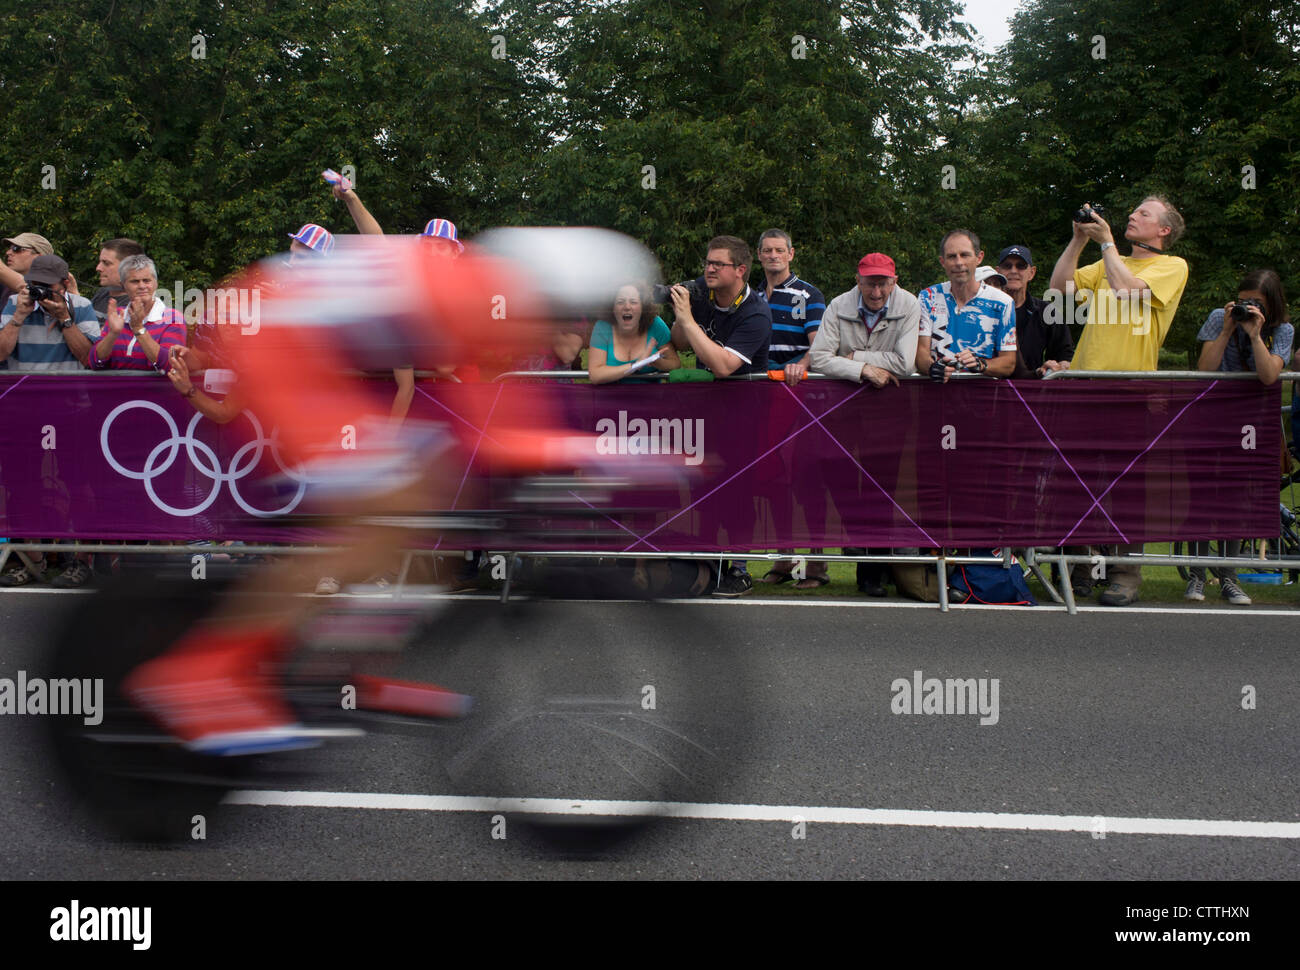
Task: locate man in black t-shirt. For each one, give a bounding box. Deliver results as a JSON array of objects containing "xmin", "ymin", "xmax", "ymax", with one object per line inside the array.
[
  {"xmin": 669, "ymin": 235, "xmax": 771, "ymax": 376},
  {"xmin": 668, "ymin": 236, "xmax": 772, "ymax": 596}
]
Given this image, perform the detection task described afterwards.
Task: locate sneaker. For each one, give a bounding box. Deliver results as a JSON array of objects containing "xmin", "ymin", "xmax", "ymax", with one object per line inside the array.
[
  {"xmin": 49, "ymin": 560, "xmax": 93, "ymax": 589},
  {"xmin": 1220, "ymin": 579, "xmax": 1252, "ymax": 606},
  {"xmin": 0, "ymin": 563, "xmax": 37, "ymax": 587},
  {"xmin": 1184, "ymin": 576, "xmax": 1205, "ymax": 602},
  {"xmin": 1098, "ymin": 583, "xmax": 1139, "ymax": 606},
  {"xmin": 711, "ymin": 568, "xmax": 753, "ymax": 597},
  {"xmin": 315, "ymin": 576, "xmax": 341, "ymax": 595}
]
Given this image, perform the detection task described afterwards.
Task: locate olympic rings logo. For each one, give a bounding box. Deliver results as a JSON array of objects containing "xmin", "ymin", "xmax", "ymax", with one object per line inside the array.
[{"xmin": 99, "ymin": 400, "xmax": 309, "ymax": 517}]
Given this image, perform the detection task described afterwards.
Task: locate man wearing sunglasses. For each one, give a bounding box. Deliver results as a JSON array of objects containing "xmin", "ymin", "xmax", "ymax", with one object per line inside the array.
[{"xmin": 1, "ymin": 233, "xmax": 54, "ymax": 308}]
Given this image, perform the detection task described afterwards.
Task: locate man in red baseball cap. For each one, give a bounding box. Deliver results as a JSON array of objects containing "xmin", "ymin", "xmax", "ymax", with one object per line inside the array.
[{"xmin": 808, "ymin": 252, "xmax": 922, "ymax": 596}]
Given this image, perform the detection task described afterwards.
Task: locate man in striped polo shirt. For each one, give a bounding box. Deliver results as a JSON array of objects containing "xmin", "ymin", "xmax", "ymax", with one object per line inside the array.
[
  {"xmin": 755, "ymin": 229, "xmax": 825, "ymax": 384},
  {"xmin": 0, "ymin": 253, "xmax": 100, "ymax": 371},
  {"xmin": 88, "ymin": 254, "xmax": 186, "ymax": 372},
  {"xmin": 753, "ymin": 229, "xmax": 831, "ymax": 588}
]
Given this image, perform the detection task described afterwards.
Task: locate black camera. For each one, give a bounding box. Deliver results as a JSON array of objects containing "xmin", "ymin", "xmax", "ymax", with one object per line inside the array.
[
  {"xmin": 651, "ymin": 280, "xmax": 701, "ymax": 304},
  {"xmin": 1230, "ymin": 297, "xmax": 1264, "ymax": 322},
  {"xmin": 26, "ymin": 282, "xmax": 55, "ymax": 303},
  {"xmin": 1073, "ymin": 203, "xmax": 1106, "ymax": 223}
]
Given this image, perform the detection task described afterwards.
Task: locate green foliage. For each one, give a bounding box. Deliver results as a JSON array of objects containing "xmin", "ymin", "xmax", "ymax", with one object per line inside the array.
[
  {"xmin": 0, "ymin": 0, "xmax": 546, "ymax": 288},
  {"xmin": 959, "ymin": 0, "xmax": 1300, "ymax": 354},
  {"xmin": 3, "ymin": 0, "xmax": 1296, "ymax": 353}
]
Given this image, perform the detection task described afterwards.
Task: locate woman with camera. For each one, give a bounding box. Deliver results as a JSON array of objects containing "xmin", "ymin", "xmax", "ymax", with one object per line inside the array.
[
  {"xmin": 587, "ymin": 282, "xmax": 681, "ymax": 383},
  {"xmin": 1190, "ymin": 269, "xmax": 1294, "ymax": 604}
]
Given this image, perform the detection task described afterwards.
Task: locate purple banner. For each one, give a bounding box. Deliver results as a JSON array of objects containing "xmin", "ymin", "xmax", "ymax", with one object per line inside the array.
[{"xmin": 0, "ymin": 374, "xmax": 1280, "ymax": 548}]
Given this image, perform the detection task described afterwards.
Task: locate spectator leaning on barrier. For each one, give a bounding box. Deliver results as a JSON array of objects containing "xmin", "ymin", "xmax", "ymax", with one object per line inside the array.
[
  {"xmin": 1187, "ymin": 269, "xmax": 1294, "ymax": 606},
  {"xmin": 752, "ymin": 229, "xmax": 828, "ymax": 587},
  {"xmin": 755, "ymin": 229, "xmax": 825, "ymax": 386},
  {"xmin": 669, "ymin": 236, "xmax": 772, "ymax": 597},
  {"xmin": 88, "ymin": 255, "xmax": 186, "ymax": 372},
  {"xmin": 588, "ymin": 282, "xmax": 680, "ymax": 383},
  {"xmin": 916, "ymin": 229, "xmax": 1018, "ymax": 382},
  {"xmin": 0, "ymin": 251, "xmax": 101, "ymax": 589},
  {"xmin": 84, "ymin": 237, "xmax": 144, "ymax": 325},
  {"xmin": 1049, "ymin": 196, "xmax": 1189, "ymax": 607},
  {"xmin": 812, "ymin": 252, "xmax": 923, "ymax": 596},
  {"xmin": 669, "ymin": 235, "xmax": 772, "ymax": 378},
  {"xmin": 0, "ymin": 253, "xmax": 100, "ymax": 371},
  {"xmin": 0, "ymin": 232, "xmax": 54, "ymax": 308},
  {"xmin": 811, "ymin": 252, "xmax": 920, "ymax": 386},
  {"xmin": 996, "ymin": 244, "xmax": 1073, "ymax": 379}
]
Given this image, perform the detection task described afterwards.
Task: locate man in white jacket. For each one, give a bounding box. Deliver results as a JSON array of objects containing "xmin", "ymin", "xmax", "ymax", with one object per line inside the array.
[
  {"xmin": 809, "ymin": 252, "xmax": 920, "ymax": 384},
  {"xmin": 808, "ymin": 252, "xmax": 921, "ymax": 596}
]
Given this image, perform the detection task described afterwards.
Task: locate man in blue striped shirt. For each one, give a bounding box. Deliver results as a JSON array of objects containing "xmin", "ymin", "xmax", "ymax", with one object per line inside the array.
[
  {"xmin": 754, "ymin": 230, "xmax": 830, "ymax": 588},
  {"xmin": 755, "ymin": 229, "xmax": 825, "ymax": 386},
  {"xmin": 0, "ymin": 254, "xmax": 100, "ymax": 371}
]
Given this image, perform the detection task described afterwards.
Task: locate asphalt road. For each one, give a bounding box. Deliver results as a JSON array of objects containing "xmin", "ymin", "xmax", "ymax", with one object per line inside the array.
[{"xmin": 1, "ymin": 590, "xmax": 1297, "ymax": 881}]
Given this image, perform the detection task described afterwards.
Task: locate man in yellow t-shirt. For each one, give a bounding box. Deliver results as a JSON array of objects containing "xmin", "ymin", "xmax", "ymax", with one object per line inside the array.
[
  {"xmin": 1050, "ymin": 196, "xmax": 1188, "ymax": 372},
  {"xmin": 1048, "ymin": 195, "xmax": 1189, "ymax": 605}
]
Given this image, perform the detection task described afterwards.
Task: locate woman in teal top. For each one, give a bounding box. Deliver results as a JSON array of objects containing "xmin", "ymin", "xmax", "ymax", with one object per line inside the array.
[{"xmin": 588, "ymin": 283, "xmax": 682, "ymax": 383}]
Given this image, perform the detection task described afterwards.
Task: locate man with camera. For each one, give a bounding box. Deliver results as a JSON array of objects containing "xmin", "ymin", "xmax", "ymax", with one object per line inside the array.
[
  {"xmin": 0, "ymin": 253, "xmax": 100, "ymax": 370},
  {"xmin": 1049, "ymin": 196, "xmax": 1189, "ymax": 606},
  {"xmin": 915, "ymin": 229, "xmax": 1018, "ymax": 382},
  {"xmin": 0, "ymin": 253, "xmax": 102, "ymax": 589},
  {"xmin": 668, "ymin": 236, "xmax": 772, "ymax": 597},
  {"xmin": 669, "ymin": 235, "xmax": 771, "ymax": 378},
  {"xmin": 1, "ymin": 232, "xmax": 55, "ymax": 308}
]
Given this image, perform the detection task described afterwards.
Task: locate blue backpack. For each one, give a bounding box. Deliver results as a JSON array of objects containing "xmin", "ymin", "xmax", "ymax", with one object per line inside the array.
[{"xmin": 948, "ymin": 549, "xmax": 1037, "ymax": 606}]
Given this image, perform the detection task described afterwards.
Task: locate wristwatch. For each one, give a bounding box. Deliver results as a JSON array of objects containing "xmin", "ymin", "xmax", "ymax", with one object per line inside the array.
[
  {"xmin": 1099, "ymin": 242, "xmax": 1115, "ymax": 254},
  {"xmin": 59, "ymin": 317, "xmax": 74, "ymax": 329}
]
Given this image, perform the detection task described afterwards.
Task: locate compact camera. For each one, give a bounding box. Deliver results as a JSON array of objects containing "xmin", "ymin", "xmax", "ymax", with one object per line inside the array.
[
  {"xmin": 1073, "ymin": 203, "xmax": 1106, "ymax": 223},
  {"xmin": 27, "ymin": 282, "xmax": 55, "ymax": 303}
]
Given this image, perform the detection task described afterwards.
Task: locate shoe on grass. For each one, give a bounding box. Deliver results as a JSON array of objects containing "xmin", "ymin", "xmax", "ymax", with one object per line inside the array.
[
  {"xmin": 1098, "ymin": 583, "xmax": 1138, "ymax": 606},
  {"xmin": 1220, "ymin": 578, "xmax": 1252, "ymax": 605},
  {"xmin": 315, "ymin": 576, "xmax": 341, "ymax": 595},
  {"xmin": 1184, "ymin": 576, "xmax": 1205, "ymax": 602},
  {"xmin": 712, "ymin": 568, "xmax": 753, "ymax": 597}
]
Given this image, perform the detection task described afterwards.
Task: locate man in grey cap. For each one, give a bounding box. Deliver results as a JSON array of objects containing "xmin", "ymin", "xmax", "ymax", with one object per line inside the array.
[
  {"xmin": 0, "ymin": 251, "xmax": 102, "ymax": 590},
  {"xmin": 0, "ymin": 253, "xmax": 100, "ymax": 371},
  {"xmin": 1, "ymin": 232, "xmax": 54, "ymax": 308}
]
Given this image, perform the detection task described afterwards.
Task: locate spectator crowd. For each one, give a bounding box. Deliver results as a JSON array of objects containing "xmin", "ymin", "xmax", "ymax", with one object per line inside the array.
[{"xmin": 2, "ymin": 185, "xmax": 1293, "ymax": 606}]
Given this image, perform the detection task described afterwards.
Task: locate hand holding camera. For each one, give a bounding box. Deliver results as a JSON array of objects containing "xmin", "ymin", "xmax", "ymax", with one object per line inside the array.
[
  {"xmin": 1072, "ymin": 203, "xmax": 1113, "ymax": 245},
  {"xmin": 1227, "ymin": 297, "xmax": 1265, "ymax": 339}
]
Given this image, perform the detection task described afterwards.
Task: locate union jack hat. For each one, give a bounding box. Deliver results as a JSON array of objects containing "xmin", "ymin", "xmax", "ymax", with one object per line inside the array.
[
  {"xmin": 420, "ymin": 218, "xmax": 464, "ymax": 253},
  {"xmin": 287, "ymin": 223, "xmax": 335, "ymax": 255}
]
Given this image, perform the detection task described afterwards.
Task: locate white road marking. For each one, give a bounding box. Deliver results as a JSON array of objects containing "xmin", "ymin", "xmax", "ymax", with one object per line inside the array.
[{"xmin": 224, "ymin": 789, "xmax": 1300, "ymax": 838}]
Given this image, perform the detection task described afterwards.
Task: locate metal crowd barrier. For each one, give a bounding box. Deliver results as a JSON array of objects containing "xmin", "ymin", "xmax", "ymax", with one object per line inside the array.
[{"xmin": 3, "ymin": 369, "xmax": 1295, "ymax": 612}]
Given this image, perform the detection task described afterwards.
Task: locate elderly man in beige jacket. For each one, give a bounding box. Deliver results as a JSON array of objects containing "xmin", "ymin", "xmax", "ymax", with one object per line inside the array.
[
  {"xmin": 808, "ymin": 252, "xmax": 921, "ymax": 595},
  {"xmin": 809, "ymin": 252, "xmax": 920, "ymax": 384}
]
